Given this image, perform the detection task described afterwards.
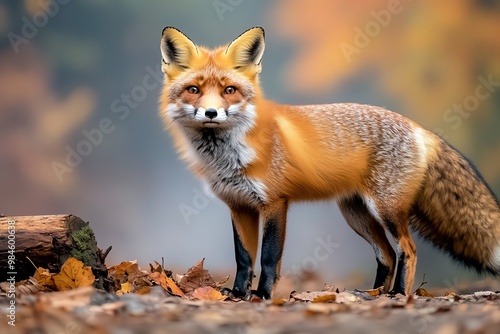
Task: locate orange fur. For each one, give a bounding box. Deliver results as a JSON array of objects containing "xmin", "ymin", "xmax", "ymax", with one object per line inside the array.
[{"xmin": 159, "ymin": 26, "xmax": 500, "ymax": 298}]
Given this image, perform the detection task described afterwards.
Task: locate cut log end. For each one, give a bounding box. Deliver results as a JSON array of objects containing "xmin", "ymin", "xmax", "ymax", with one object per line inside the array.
[{"xmin": 0, "ymin": 214, "xmax": 110, "ymax": 284}]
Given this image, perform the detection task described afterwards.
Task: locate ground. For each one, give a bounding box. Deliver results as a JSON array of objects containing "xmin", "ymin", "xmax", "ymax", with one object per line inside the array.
[
  {"xmin": 1, "ymin": 286, "xmax": 500, "ymax": 333},
  {"xmin": 1, "ymin": 258, "xmax": 499, "ymax": 334}
]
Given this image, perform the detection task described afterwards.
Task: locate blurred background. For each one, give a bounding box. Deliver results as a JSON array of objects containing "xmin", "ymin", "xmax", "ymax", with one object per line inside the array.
[{"xmin": 1, "ymin": 0, "xmax": 499, "ymax": 291}]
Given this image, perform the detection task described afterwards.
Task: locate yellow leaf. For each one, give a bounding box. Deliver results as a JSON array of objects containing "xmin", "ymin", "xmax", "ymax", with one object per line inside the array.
[
  {"xmin": 415, "ymin": 288, "xmax": 433, "ymax": 297},
  {"xmin": 149, "ymin": 271, "xmax": 184, "ymax": 297},
  {"xmin": 312, "ymin": 294, "xmax": 336, "ymax": 303},
  {"xmin": 271, "ymin": 298, "xmax": 287, "ymax": 306},
  {"xmin": 53, "ymin": 257, "xmax": 95, "ymax": 291},
  {"xmin": 120, "ymin": 282, "xmax": 133, "ymax": 294},
  {"xmin": 33, "ymin": 267, "xmax": 56, "ymax": 289},
  {"xmin": 192, "ymin": 286, "xmax": 227, "ymax": 301}
]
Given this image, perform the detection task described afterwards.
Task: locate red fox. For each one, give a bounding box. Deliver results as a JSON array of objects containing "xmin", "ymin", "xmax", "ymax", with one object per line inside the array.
[{"xmin": 158, "ymin": 26, "xmax": 500, "ymax": 299}]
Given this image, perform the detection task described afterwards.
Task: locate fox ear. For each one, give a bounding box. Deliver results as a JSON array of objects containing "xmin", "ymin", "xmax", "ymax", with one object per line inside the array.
[
  {"xmin": 160, "ymin": 27, "xmax": 198, "ymax": 71},
  {"xmin": 225, "ymin": 27, "xmax": 265, "ymax": 73}
]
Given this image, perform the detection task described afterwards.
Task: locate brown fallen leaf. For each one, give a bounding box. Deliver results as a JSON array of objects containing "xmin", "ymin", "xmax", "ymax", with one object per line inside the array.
[
  {"xmin": 177, "ymin": 258, "xmax": 227, "ymax": 294},
  {"xmin": 33, "ymin": 267, "xmax": 56, "ymax": 290},
  {"xmin": 293, "ymin": 291, "xmax": 337, "ymax": 302},
  {"xmin": 135, "ymin": 286, "xmax": 151, "ymax": 295},
  {"xmin": 415, "ymin": 288, "xmax": 433, "ymax": 298},
  {"xmin": 53, "ymin": 257, "xmax": 95, "ymax": 291},
  {"xmin": 108, "ymin": 261, "xmax": 141, "ymax": 285},
  {"xmin": 192, "ymin": 286, "xmax": 227, "ymax": 301},
  {"xmin": 149, "ymin": 260, "xmax": 173, "ymax": 277},
  {"xmin": 16, "ymin": 277, "xmax": 48, "ymax": 295},
  {"xmin": 149, "ymin": 271, "xmax": 184, "ymax": 297},
  {"xmin": 108, "ymin": 260, "xmax": 151, "ymax": 293},
  {"xmin": 364, "ymin": 286, "xmax": 384, "ymax": 297},
  {"xmin": 312, "ymin": 294, "xmax": 336, "ymax": 303}
]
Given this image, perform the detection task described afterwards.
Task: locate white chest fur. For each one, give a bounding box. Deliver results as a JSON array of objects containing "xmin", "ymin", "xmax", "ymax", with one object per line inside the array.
[{"xmin": 182, "ymin": 127, "xmax": 266, "ymax": 207}]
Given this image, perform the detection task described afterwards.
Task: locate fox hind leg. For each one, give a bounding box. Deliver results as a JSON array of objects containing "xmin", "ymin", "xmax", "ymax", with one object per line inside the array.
[
  {"xmin": 338, "ymin": 195, "xmax": 396, "ymax": 293},
  {"xmin": 382, "ymin": 214, "xmax": 417, "ymax": 295},
  {"xmin": 365, "ymin": 196, "xmax": 417, "ymax": 295}
]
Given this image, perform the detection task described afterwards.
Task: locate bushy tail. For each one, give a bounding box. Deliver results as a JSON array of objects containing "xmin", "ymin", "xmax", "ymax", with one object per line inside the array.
[{"xmin": 410, "ymin": 138, "xmax": 500, "ymax": 275}]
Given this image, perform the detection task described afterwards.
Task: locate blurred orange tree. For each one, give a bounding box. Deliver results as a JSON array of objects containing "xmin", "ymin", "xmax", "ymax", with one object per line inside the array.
[{"xmin": 270, "ymin": 0, "xmax": 500, "ymax": 190}]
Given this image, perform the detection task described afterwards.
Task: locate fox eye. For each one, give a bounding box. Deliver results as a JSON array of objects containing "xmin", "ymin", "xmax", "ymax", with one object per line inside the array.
[
  {"xmin": 224, "ymin": 86, "xmax": 237, "ymax": 94},
  {"xmin": 186, "ymin": 86, "xmax": 200, "ymax": 94}
]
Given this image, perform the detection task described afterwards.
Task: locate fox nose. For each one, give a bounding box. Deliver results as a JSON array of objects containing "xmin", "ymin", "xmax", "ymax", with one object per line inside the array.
[{"xmin": 205, "ymin": 108, "xmax": 218, "ymax": 119}]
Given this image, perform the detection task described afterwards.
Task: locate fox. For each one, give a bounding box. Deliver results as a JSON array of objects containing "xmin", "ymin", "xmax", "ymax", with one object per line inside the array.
[{"xmin": 158, "ymin": 26, "xmax": 500, "ymax": 299}]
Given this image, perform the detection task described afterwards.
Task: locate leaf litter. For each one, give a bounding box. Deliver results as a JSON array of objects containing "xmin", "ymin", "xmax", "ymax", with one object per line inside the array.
[{"xmin": 0, "ymin": 257, "xmax": 499, "ymax": 333}]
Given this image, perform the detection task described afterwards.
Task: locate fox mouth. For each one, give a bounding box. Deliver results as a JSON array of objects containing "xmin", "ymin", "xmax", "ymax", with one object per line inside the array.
[{"xmin": 203, "ymin": 121, "xmax": 220, "ymax": 128}]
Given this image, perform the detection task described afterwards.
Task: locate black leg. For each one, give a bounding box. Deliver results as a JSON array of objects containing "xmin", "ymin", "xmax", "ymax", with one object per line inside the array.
[
  {"xmin": 255, "ymin": 218, "xmax": 284, "ymax": 299},
  {"xmin": 390, "ymin": 252, "xmax": 407, "ymax": 294},
  {"xmin": 230, "ymin": 219, "xmax": 254, "ymax": 298},
  {"xmin": 374, "ymin": 258, "xmax": 391, "ymax": 289},
  {"xmin": 222, "ymin": 208, "xmax": 259, "ymax": 299}
]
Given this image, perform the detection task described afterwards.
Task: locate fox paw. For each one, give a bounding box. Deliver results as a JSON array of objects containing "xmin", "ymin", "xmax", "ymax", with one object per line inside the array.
[
  {"xmin": 221, "ymin": 288, "xmax": 270, "ymax": 301},
  {"xmin": 221, "ymin": 287, "xmax": 247, "ymax": 299},
  {"xmin": 246, "ymin": 289, "xmax": 271, "ymax": 302}
]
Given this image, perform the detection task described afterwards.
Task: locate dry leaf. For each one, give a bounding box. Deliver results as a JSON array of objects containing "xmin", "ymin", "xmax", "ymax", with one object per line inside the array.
[
  {"xmin": 293, "ymin": 291, "xmax": 336, "ymax": 302},
  {"xmin": 136, "ymin": 286, "xmax": 151, "ymax": 295},
  {"xmin": 117, "ymin": 282, "xmax": 133, "ymax": 295},
  {"xmin": 364, "ymin": 287, "xmax": 383, "ymax": 297},
  {"xmin": 33, "ymin": 267, "xmax": 56, "ymax": 290},
  {"xmin": 108, "ymin": 260, "xmax": 150, "ymax": 292},
  {"xmin": 150, "ymin": 261, "xmax": 164, "ymax": 274},
  {"xmin": 53, "ymin": 257, "xmax": 95, "ymax": 291},
  {"xmin": 149, "ymin": 271, "xmax": 184, "ymax": 297},
  {"xmin": 272, "ymin": 298, "xmax": 287, "ymax": 306},
  {"xmin": 192, "ymin": 286, "xmax": 227, "ymax": 301},
  {"xmin": 312, "ymin": 294, "xmax": 336, "ymax": 303},
  {"xmin": 415, "ymin": 288, "xmax": 433, "ymax": 298},
  {"xmin": 178, "ymin": 258, "xmax": 220, "ymax": 294},
  {"xmin": 214, "ymin": 275, "xmax": 230, "ymax": 290},
  {"xmin": 149, "ymin": 261, "xmax": 173, "ymax": 277},
  {"xmin": 16, "ymin": 277, "xmax": 47, "ymax": 295},
  {"xmin": 108, "ymin": 260, "xmax": 140, "ymax": 286}
]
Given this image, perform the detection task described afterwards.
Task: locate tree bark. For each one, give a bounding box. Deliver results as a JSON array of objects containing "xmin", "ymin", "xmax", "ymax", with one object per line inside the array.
[{"xmin": 0, "ymin": 214, "xmax": 110, "ymax": 283}]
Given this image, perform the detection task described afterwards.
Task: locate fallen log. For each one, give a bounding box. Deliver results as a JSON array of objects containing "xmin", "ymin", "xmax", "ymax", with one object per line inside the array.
[{"xmin": 0, "ymin": 214, "xmax": 110, "ymax": 284}]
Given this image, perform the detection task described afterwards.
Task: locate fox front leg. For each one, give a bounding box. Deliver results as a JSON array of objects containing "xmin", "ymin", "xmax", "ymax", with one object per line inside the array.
[
  {"xmin": 254, "ymin": 199, "xmax": 288, "ymax": 300},
  {"xmin": 222, "ymin": 207, "xmax": 259, "ymax": 299}
]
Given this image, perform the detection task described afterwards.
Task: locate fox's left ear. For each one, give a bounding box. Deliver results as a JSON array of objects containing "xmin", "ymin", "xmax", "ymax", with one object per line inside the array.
[{"xmin": 225, "ymin": 27, "xmax": 265, "ymax": 74}]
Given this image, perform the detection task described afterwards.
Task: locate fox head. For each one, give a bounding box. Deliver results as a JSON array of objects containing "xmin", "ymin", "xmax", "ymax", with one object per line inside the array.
[{"xmin": 159, "ymin": 27, "xmax": 265, "ymax": 131}]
